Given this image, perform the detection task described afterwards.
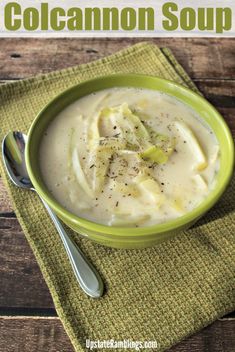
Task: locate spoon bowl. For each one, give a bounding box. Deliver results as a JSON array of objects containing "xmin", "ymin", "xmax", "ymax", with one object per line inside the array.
[{"xmin": 2, "ymin": 132, "xmax": 33, "ymax": 190}]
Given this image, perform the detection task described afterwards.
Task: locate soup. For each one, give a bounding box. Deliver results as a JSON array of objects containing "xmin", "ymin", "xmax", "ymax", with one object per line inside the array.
[{"xmin": 39, "ymin": 87, "xmax": 220, "ymax": 227}]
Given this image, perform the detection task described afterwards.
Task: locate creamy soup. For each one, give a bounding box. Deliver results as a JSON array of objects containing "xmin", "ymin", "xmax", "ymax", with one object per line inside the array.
[{"xmin": 39, "ymin": 87, "xmax": 220, "ymax": 227}]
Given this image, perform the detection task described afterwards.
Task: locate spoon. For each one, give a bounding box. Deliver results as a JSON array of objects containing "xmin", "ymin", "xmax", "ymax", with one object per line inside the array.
[{"xmin": 2, "ymin": 131, "xmax": 104, "ymax": 298}]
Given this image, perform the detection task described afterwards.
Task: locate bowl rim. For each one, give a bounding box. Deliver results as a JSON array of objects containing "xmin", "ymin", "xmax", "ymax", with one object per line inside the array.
[{"xmin": 25, "ymin": 73, "xmax": 234, "ymax": 236}]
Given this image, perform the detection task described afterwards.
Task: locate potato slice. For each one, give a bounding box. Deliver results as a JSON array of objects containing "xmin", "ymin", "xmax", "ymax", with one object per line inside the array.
[
  {"xmin": 175, "ymin": 121, "xmax": 207, "ymax": 170},
  {"xmin": 140, "ymin": 145, "xmax": 168, "ymax": 164},
  {"xmin": 134, "ymin": 174, "xmax": 164, "ymax": 206}
]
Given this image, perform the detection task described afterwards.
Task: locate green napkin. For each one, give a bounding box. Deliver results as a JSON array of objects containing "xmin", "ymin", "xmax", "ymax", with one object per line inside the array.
[{"xmin": 0, "ymin": 42, "xmax": 234, "ymax": 352}]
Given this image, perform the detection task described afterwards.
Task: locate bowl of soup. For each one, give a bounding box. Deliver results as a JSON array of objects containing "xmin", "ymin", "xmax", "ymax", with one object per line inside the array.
[{"xmin": 25, "ymin": 74, "xmax": 234, "ymax": 249}]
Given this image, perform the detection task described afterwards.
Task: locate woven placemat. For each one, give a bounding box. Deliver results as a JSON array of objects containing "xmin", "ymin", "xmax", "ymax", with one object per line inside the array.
[{"xmin": 0, "ymin": 42, "xmax": 234, "ymax": 352}]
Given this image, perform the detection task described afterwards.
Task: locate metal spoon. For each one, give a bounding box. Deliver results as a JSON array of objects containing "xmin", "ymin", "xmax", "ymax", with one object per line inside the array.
[{"xmin": 2, "ymin": 131, "xmax": 104, "ymax": 298}]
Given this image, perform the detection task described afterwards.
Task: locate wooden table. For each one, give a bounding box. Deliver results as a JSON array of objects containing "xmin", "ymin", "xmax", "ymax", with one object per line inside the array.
[{"xmin": 0, "ymin": 38, "xmax": 234, "ymax": 352}]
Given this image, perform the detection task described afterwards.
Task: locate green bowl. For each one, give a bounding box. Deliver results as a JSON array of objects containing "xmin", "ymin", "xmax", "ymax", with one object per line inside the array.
[{"xmin": 26, "ymin": 74, "xmax": 234, "ymax": 249}]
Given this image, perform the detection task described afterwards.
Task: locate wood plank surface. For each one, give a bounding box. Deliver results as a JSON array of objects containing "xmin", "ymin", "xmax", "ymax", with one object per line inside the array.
[
  {"xmin": 0, "ymin": 38, "xmax": 234, "ymax": 352},
  {"xmin": 0, "ymin": 38, "xmax": 234, "ymax": 80},
  {"xmin": 0, "ymin": 317, "xmax": 73, "ymax": 352},
  {"xmin": 0, "ymin": 217, "xmax": 54, "ymax": 309},
  {"xmin": 195, "ymin": 79, "xmax": 235, "ymax": 134},
  {"xmin": 0, "ymin": 318, "xmax": 234, "ymax": 352}
]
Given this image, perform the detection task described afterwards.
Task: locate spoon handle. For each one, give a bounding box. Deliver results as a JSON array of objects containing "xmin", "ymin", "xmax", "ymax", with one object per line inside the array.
[{"xmin": 39, "ymin": 196, "xmax": 104, "ymax": 298}]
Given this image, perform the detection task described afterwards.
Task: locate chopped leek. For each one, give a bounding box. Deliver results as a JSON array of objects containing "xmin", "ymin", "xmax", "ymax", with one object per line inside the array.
[
  {"xmin": 91, "ymin": 148, "xmax": 111, "ymax": 193},
  {"xmin": 86, "ymin": 93, "xmax": 111, "ymax": 147},
  {"xmin": 101, "ymin": 103, "xmax": 151, "ymax": 149},
  {"xmin": 97, "ymin": 136, "xmax": 126, "ymax": 150},
  {"xmin": 140, "ymin": 145, "xmax": 168, "ymax": 164},
  {"xmin": 175, "ymin": 121, "xmax": 207, "ymax": 170},
  {"xmin": 90, "ymin": 137, "xmax": 126, "ymax": 193},
  {"xmin": 87, "ymin": 110, "xmax": 102, "ymax": 149},
  {"xmin": 121, "ymin": 103, "xmax": 150, "ymax": 140},
  {"xmin": 154, "ymin": 134, "xmax": 175, "ymax": 157},
  {"xmin": 155, "ymin": 134, "xmax": 169, "ymax": 143},
  {"xmin": 118, "ymin": 149, "xmax": 139, "ymax": 156}
]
